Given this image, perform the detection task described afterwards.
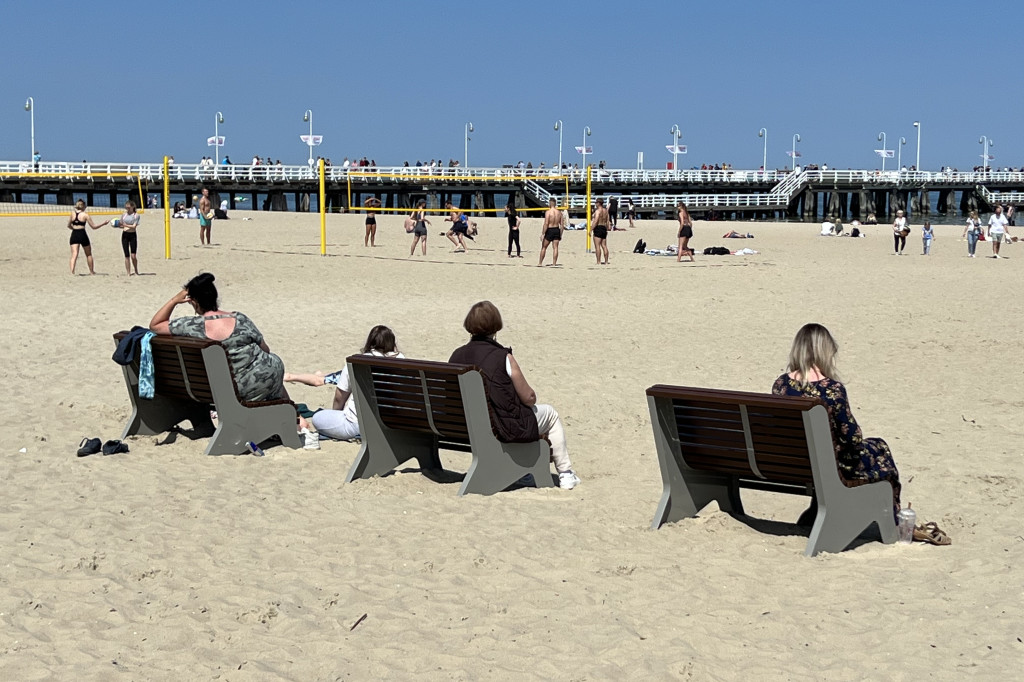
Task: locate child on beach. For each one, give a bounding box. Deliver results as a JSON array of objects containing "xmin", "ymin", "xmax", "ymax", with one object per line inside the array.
[{"xmin": 921, "ymin": 222, "xmax": 934, "ymax": 255}]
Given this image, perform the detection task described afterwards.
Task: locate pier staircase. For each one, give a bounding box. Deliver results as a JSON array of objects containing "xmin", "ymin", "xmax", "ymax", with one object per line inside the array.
[{"xmin": 975, "ymin": 184, "xmax": 1024, "ymax": 206}]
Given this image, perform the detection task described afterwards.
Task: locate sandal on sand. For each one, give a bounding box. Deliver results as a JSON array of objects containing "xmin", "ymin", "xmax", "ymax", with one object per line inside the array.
[{"xmin": 913, "ymin": 521, "xmax": 952, "ymax": 546}]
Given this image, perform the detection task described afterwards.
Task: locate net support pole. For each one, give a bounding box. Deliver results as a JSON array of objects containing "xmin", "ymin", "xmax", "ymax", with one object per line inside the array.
[
  {"xmin": 586, "ymin": 165, "xmax": 593, "ymax": 253},
  {"xmin": 163, "ymin": 156, "xmax": 171, "ymax": 259},
  {"xmin": 319, "ymin": 157, "xmax": 327, "ymax": 256}
]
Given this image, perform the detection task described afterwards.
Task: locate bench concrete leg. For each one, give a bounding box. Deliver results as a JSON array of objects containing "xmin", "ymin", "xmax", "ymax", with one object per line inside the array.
[
  {"xmin": 804, "ymin": 482, "xmax": 897, "ymax": 557},
  {"xmin": 119, "ymin": 364, "xmax": 211, "ymax": 439},
  {"xmin": 458, "ymin": 440, "xmax": 552, "ymax": 496},
  {"xmin": 346, "ymin": 430, "xmax": 439, "ymax": 482},
  {"xmin": 206, "ymin": 402, "xmax": 302, "ymax": 456}
]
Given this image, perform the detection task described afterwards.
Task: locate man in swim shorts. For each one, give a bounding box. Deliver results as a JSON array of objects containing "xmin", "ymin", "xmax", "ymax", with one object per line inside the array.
[
  {"xmin": 592, "ymin": 198, "xmax": 610, "ymax": 265},
  {"xmin": 444, "ymin": 202, "xmax": 470, "ymax": 252},
  {"xmin": 538, "ymin": 197, "xmax": 564, "ymax": 266},
  {"xmin": 198, "ymin": 188, "xmax": 213, "ymax": 245}
]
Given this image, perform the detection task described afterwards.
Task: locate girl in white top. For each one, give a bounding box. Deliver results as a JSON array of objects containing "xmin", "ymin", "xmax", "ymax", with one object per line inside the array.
[
  {"xmin": 892, "ymin": 210, "xmax": 908, "ymax": 255},
  {"xmin": 284, "ymin": 325, "xmax": 403, "ymax": 442},
  {"xmin": 962, "ymin": 210, "xmax": 982, "ymax": 257}
]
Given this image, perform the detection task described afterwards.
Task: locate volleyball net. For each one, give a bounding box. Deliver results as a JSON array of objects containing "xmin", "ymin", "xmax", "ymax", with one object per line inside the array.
[{"xmin": 0, "ymin": 171, "xmax": 149, "ymax": 218}]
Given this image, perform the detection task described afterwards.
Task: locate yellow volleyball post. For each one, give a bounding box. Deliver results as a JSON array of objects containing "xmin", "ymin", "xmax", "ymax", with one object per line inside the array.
[
  {"xmin": 319, "ymin": 157, "xmax": 327, "ymax": 255},
  {"xmin": 585, "ymin": 165, "xmax": 593, "ymax": 252},
  {"xmin": 163, "ymin": 156, "xmax": 171, "ymax": 259}
]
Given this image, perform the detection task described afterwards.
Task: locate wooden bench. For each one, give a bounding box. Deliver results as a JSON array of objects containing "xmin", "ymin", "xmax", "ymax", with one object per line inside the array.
[
  {"xmin": 646, "ymin": 384, "xmax": 897, "ymax": 556},
  {"xmin": 344, "ymin": 355, "xmax": 553, "ymax": 495},
  {"xmin": 113, "ymin": 331, "xmax": 302, "ymax": 455}
]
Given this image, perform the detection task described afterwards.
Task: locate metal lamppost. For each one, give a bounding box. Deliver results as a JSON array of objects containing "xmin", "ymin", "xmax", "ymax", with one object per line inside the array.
[
  {"xmin": 464, "ymin": 122, "xmax": 473, "ymax": 167},
  {"xmin": 913, "ymin": 121, "xmax": 921, "ymax": 170},
  {"xmin": 758, "ymin": 127, "xmax": 767, "ymax": 171},
  {"xmin": 24, "ymin": 97, "xmax": 35, "ymax": 166},
  {"xmin": 878, "ymin": 132, "xmax": 887, "ymax": 172},
  {"xmin": 303, "ymin": 109, "xmax": 314, "ymax": 165},
  {"xmin": 214, "ymin": 111, "xmax": 224, "ymax": 164},
  {"xmin": 791, "ymin": 133, "xmax": 801, "ymax": 171},
  {"xmin": 670, "ymin": 124, "xmax": 682, "ymax": 173},
  {"xmin": 554, "ymin": 120, "xmax": 563, "ymax": 170},
  {"xmin": 581, "ymin": 126, "xmax": 592, "ymax": 169},
  {"xmin": 898, "ymin": 136, "xmax": 906, "ymax": 171},
  {"xmin": 979, "ymin": 136, "xmax": 994, "ymax": 171}
]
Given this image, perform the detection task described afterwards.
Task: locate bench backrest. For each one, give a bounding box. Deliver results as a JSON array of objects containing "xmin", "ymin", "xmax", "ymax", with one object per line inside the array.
[
  {"xmin": 646, "ymin": 384, "xmax": 826, "ymax": 484},
  {"xmin": 114, "ymin": 331, "xmax": 221, "ymax": 404},
  {"xmin": 347, "ymin": 355, "xmax": 474, "ymax": 442}
]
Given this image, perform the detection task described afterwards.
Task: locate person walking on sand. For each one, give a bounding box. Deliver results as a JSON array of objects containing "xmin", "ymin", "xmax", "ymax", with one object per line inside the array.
[
  {"xmin": 409, "ymin": 199, "xmax": 430, "ymax": 256},
  {"xmin": 963, "ymin": 210, "xmax": 982, "ymax": 258},
  {"xmin": 676, "ymin": 202, "xmax": 695, "ymax": 262},
  {"xmin": 67, "ymin": 199, "xmax": 110, "ymax": 275},
  {"xmin": 505, "ymin": 200, "xmax": 522, "ymax": 258},
  {"xmin": 119, "ymin": 200, "xmax": 142, "ymax": 276},
  {"xmin": 538, "ymin": 198, "xmax": 564, "ymax": 266},
  {"xmin": 987, "ymin": 205, "xmax": 1011, "ymax": 258},
  {"xmin": 921, "ymin": 222, "xmax": 934, "ymax": 256},
  {"xmin": 892, "ymin": 210, "xmax": 908, "ymax": 255},
  {"xmin": 626, "ymin": 198, "xmax": 637, "ymax": 228},
  {"xmin": 363, "ymin": 196, "xmax": 381, "ymax": 247},
  {"xmin": 592, "ymin": 198, "xmax": 610, "ymax": 265},
  {"xmin": 198, "ymin": 188, "xmax": 213, "ymax": 245}
]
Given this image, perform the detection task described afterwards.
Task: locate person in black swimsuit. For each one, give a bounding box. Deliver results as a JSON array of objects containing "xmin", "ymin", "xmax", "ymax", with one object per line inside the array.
[
  {"xmin": 676, "ymin": 201, "xmax": 695, "ymax": 262},
  {"xmin": 626, "ymin": 199, "xmax": 637, "ymax": 228},
  {"xmin": 505, "ymin": 200, "xmax": 522, "ymax": 258},
  {"xmin": 363, "ymin": 197, "xmax": 381, "ymax": 247},
  {"xmin": 67, "ymin": 199, "xmax": 109, "ymax": 275},
  {"xmin": 409, "ymin": 199, "xmax": 430, "ymax": 256}
]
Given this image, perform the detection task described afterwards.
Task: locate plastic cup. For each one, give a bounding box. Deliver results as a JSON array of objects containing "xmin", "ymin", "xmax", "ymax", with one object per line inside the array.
[{"xmin": 897, "ymin": 507, "xmax": 916, "ymax": 544}]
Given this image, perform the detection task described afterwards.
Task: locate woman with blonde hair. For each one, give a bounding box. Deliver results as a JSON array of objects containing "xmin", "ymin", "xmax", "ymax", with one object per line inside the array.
[
  {"xmin": 676, "ymin": 202, "xmax": 694, "ymax": 262},
  {"xmin": 962, "ymin": 209, "xmax": 982, "ymax": 257},
  {"xmin": 66, "ymin": 199, "xmax": 110, "ymax": 274},
  {"xmin": 772, "ymin": 323, "xmax": 902, "ymax": 523}
]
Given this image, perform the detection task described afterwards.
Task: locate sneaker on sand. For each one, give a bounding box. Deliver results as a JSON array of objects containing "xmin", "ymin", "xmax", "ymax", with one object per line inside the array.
[
  {"xmin": 558, "ymin": 470, "xmax": 581, "ymax": 490},
  {"xmin": 301, "ymin": 428, "xmax": 320, "ymax": 450}
]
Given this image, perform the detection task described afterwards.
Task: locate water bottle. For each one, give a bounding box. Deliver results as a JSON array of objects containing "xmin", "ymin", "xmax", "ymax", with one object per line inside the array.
[
  {"xmin": 246, "ymin": 441, "xmax": 265, "ymax": 457},
  {"xmin": 897, "ymin": 503, "xmax": 916, "ymax": 544}
]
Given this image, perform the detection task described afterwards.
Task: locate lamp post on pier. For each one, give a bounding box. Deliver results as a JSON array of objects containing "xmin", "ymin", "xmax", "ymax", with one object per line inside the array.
[
  {"xmin": 669, "ymin": 125, "xmax": 683, "ymax": 173},
  {"xmin": 758, "ymin": 127, "xmax": 767, "ymax": 171},
  {"xmin": 877, "ymin": 132, "xmax": 887, "ymax": 172},
  {"xmin": 464, "ymin": 122, "xmax": 474, "ymax": 167},
  {"xmin": 581, "ymin": 126, "xmax": 592, "ymax": 169},
  {"xmin": 554, "ymin": 120, "xmax": 563, "ymax": 170},
  {"xmin": 302, "ymin": 109, "xmax": 315, "ymax": 166},
  {"xmin": 213, "ymin": 111, "xmax": 224, "ymax": 164},
  {"xmin": 790, "ymin": 133, "xmax": 801, "ymax": 171},
  {"xmin": 979, "ymin": 136, "xmax": 993, "ymax": 171},
  {"xmin": 913, "ymin": 121, "xmax": 921, "ymax": 170},
  {"xmin": 24, "ymin": 97, "xmax": 35, "ymax": 167},
  {"xmin": 898, "ymin": 137, "xmax": 906, "ymax": 172}
]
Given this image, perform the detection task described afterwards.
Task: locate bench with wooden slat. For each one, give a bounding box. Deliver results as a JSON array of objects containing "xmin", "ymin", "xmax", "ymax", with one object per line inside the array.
[
  {"xmin": 646, "ymin": 384, "xmax": 897, "ymax": 556},
  {"xmin": 113, "ymin": 331, "xmax": 301, "ymax": 455},
  {"xmin": 344, "ymin": 354, "xmax": 553, "ymax": 496}
]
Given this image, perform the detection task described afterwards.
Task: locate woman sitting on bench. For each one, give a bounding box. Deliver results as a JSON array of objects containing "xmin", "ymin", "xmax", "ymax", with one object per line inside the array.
[
  {"xmin": 150, "ymin": 272, "xmax": 292, "ymax": 406},
  {"xmin": 771, "ymin": 323, "xmax": 901, "ymax": 522},
  {"xmin": 284, "ymin": 325, "xmax": 403, "ymax": 442},
  {"xmin": 449, "ymin": 301, "xmax": 580, "ymax": 490}
]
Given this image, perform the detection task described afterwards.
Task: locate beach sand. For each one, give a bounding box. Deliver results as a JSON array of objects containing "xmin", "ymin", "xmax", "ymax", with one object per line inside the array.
[{"xmin": 0, "ymin": 211, "xmax": 1021, "ymax": 680}]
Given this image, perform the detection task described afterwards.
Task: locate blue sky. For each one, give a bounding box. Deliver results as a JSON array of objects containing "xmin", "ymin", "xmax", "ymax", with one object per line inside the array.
[{"xmin": 2, "ymin": 0, "xmax": 1020, "ymax": 170}]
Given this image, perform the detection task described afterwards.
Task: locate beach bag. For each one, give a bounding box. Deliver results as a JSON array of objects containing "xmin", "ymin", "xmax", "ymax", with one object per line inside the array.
[{"xmin": 851, "ymin": 227, "xmax": 861, "ymax": 238}]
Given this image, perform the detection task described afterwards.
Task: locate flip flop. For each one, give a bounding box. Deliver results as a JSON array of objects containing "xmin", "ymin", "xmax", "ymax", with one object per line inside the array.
[
  {"xmin": 77, "ymin": 437, "xmax": 101, "ymax": 457},
  {"xmin": 101, "ymin": 439, "xmax": 130, "ymax": 456},
  {"xmin": 913, "ymin": 521, "xmax": 952, "ymax": 546}
]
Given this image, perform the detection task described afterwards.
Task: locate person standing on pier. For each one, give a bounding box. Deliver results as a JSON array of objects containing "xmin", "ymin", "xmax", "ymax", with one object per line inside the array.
[
  {"xmin": 538, "ymin": 198, "xmax": 563, "ymax": 267},
  {"xmin": 198, "ymin": 188, "xmax": 213, "ymax": 245},
  {"xmin": 891, "ymin": 210, "xmax": 908, "ymax": 255},
  {"xmin": 592, "ymin": 198, "xmax": 611, "ymax": 265},
  {"xmin": 987, "ymin": 205, "xmax": 1010, "ymax": 258},
  {"xmin": 409, "ymin": 199, "xmax": 430, "ymax": 257},
  {"xmin": 67, "ymin": 199, "xmax": 110, "ymax": 275},
  {"xmin": 676, "ymin": 202, "xmax": 695, "ymax": 262},
  {"xmin": 363, "ymin": 197, "xmax": 381, "ymax": 247}
]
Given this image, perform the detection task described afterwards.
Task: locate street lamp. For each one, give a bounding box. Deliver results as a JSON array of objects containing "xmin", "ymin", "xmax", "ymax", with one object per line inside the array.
[
  {"xmin": 464, "ymin": 122, "xmax": 474, "ymax": 167},
  {"xmin": 979, "ymin": 136, "xmax": 993, "ymax": 171},
  {"xmin": 913, "ymin": 121, "xmax": 921, "ymax": 170},
  {"xmin": 24, "ymin": 97, "xmax": 35, "ymax": 167},
  {"xmin": 898, "ymin": 136, "xmax": 906, "ymax": 171},
  {"xmin": 670, "ymin": 124, "xmax": 682, "ymax": 173},
  {"xmin": 303, "ymin": 109, "xmax": 314, "ymax": 165},
  {"xmin": 758, "ymin": 128, "xmax": 768, "ymax": 171},
  {"xmin": 554, "ymin": 120, "xmax": 563, "ymax": 170},
  {"xmin": 791, "ymin": 133, "xmax": 801, "ymax": 171},
  {"xmin": 214, "ymin": 111, "xmax": 224, "ymax": 164},
  {"xmin": 581, "ymin": 126, "xmax": 592, "ymax": 169},
  {"xmin": 877, "ymin": 132, "xmax": 887, "ymax": 172}
]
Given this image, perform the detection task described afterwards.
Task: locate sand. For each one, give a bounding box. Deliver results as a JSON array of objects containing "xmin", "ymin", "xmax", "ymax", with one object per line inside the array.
[{"xmin": 0, "ymin": 211, "xmax": 1021, "ymax": 680}]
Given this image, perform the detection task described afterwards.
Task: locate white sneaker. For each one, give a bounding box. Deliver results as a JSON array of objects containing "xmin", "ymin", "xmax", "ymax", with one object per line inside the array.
[
  {"xmin": 301, "ymin": 428, "xmax": 320, "ymax": 450},
  {"xmin": 558, "ymin": 470, "xmax": 581, "ymax": 490}
]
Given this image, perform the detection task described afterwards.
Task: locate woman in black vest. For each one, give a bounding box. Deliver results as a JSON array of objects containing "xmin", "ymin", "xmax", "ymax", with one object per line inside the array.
[{"xmin": 450, "ymin": 301, "xmax": 580, "ymax": 490}]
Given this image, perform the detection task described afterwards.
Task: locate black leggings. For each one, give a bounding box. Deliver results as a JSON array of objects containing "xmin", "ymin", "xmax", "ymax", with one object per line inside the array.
[
  {"xmin": 893, "ymin": 233, "xmax": 906, "ymax": 253},
  {"xmin": 507, "ymin": 229, "xmax": 521, "ymax": 256}
]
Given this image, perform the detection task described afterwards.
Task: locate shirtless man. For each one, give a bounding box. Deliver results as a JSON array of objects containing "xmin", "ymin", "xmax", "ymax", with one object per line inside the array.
[
  {"xmin": 443, "ymin": 202, "xmax": 469, "ymax": 252},
  {"xmin": 198, "ymin": 188, "xmax": 213, "ymax": 245},
  {"xmin": 538, "ymin": 198, "xmax": 564, "ymax": 266},
  {"xmin": 591, "ymin": 198, "xmax": 610, "ymax": 265}
]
